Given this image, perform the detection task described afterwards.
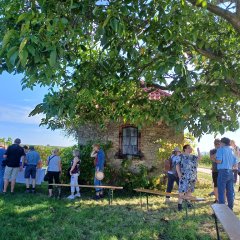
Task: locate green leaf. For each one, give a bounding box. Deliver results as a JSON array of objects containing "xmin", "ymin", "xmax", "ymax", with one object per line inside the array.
[
  {"xmin": 49, "ymin": 49, "xmax": 57, "ymax": 67},
  {"xmin": 19, "ymin": 49, "xmax": 28, "ymax": 67},
  {"xmin": 27, "ymin": 45, "xmax": 35, "ymax": 56},
  {"xmin": 61, "ymin": 18, "xmax": 68, "ymax": 25},
  {"xmin": 110, "ymin": 18, "xmax": 119, "ymax": 32},
  {"xmin": 19, "ymin": 38, "xmax": 28, "ymax": 52},
  {"xmin": 2, "ymin": 30, "xmax": 16, "ymax": 49},
  {"xmin": 7, "ymin": 46, "xmax": 18, "ymax": 65},
  {"xmin": 17, "ymin": 13, "xmax": 29, "ymax": 23}
]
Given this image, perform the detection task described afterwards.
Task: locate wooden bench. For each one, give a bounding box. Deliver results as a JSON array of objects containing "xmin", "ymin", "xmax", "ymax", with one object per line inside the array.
[
  {"xmin": 211, "ymin": 204, "xmax": 240, "ymax": 240},
  {"xmin": 134, "ymin": 188, "xmax": 205, "ymax": 216},
  {"xmin": 49, "ymin": 184, "xmax": 123, "ymax": 205}
]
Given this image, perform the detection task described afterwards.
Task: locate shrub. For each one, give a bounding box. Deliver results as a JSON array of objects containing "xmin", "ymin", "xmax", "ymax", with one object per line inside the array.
[
  {"xmin": 59, "ymin": 141, "xmax": 112, "ymax": 184},
  {"xmin": 201, "ymin": 154, "xmax": 212, "ymax": 166}
]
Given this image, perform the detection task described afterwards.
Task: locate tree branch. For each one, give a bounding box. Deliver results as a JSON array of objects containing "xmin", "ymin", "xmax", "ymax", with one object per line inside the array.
[
  {"xmin": 236, "ymin": 0, "xmax": 240, "ymax": 17},
  {"xmin": 187, "ymin": 0, "xmax": 240, "ymax": 33}
]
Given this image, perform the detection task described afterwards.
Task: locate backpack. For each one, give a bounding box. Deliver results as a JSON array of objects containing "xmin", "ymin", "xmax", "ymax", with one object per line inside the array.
[{"xmin": 164, "ymin": 157, "xmax": 172, "ymax": 172}]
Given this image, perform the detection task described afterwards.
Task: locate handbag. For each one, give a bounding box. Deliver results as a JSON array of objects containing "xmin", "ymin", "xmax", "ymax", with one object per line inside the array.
[
  {"xmin": 44, "ymin": 155, "xmax": 55, "ymax": 182},
  {"xmin": 95, "ymin": 171, "xmax": 104, "ymax": 181}
]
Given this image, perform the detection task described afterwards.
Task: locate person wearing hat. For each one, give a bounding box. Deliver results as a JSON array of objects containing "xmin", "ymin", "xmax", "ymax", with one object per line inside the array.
[
  {"xmin": 176, "ymin": 145, "xmax": 201, "ymax": 211},
  {"xmin": 24, "ymin": 146, "xmax": 41, "ymax": 193},
  {"xmin": 0, "ymin": 142, "xmax": 6, "ymax": 193},
  {"xmin": 3, "ymin": 138, "xmax": 25, "ymax": 194},
  {"xmin": 216, "ymin": 137, "xmax": 237, "ymax": 210},
  {"xmin": 165, "ymin": 147, "xmax": 181, "ymax": 203}
]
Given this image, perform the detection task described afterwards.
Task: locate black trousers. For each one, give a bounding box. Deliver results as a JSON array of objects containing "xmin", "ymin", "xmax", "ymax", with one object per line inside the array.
[{"xmin": 48, "ymin": 171, "xmax": 60, "ymax": 189}]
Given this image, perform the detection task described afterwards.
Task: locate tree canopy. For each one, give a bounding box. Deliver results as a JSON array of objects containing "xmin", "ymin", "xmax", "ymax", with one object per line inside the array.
[{"xmin": 0, "ymin": 0, "xmax": 240, "ymax": 137}]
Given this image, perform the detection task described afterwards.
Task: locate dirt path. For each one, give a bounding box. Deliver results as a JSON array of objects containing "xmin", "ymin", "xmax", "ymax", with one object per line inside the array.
[{"xmin": 198, "ymin": 167, "xmax": 211, "ymax": 174}]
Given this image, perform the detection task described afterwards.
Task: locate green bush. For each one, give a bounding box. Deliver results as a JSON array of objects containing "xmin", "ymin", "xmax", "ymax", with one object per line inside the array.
[
  {"xmin": 59, "ymin": 141, "xmax": 112, "ymax": 184},
  {"xmin": 201, "ymin": 154, "xmax": 211, "ymax": 166}
]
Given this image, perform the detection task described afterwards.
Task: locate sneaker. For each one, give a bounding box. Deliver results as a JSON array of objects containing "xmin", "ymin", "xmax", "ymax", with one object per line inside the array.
[
  {"xmin": 25, "ymin": 189, "xmax": 30, "ymax": 193},
  {"xmin": 75, "ymin": 193, "xmax": 81, "ymax": 198},
  {"xmin": 67, "ymin": 195, "xmax": 75, "ymax": 200},
  {"xmin": 31, "ymin": 189, "xmax": 36, "ymax": 194},
  {"xmin": 99, "ymin": 194, "xmax": 104, "ymax": 199},
  {"xmin": 178, "ymin": 204, "xmax": 183, "ymax": 211}
]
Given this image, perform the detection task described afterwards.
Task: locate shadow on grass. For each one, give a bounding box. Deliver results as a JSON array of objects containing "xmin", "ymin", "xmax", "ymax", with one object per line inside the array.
[{"xmin": 0, "ymin": 184, "xmax": 225, "ymax": 240}]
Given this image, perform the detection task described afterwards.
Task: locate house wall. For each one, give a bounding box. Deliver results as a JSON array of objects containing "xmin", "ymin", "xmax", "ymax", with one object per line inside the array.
[{"xmin": 77, "ymin": 122, "xmax": 183, "ymax": 171}]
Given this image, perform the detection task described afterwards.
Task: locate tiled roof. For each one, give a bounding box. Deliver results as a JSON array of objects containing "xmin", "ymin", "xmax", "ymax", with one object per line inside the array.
[{"xmin": 143, "ymin": 88, "xmax": 171, "ymax": 100}]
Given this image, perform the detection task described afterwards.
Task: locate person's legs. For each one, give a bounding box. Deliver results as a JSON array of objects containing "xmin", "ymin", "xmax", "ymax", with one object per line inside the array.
[
  {"xmin": 226, "ymin": 171, "xmax": 234, "ymax": 210},
  {"xmin": 25, "ymin": 165, "xmax": 31, "ymax": 191},
  {"xmin": 218, "ymin": 170, "xmax": 227, "ymax": 204},
  {"xmin": 74, "ymin": 174, "xmax": 80, "ymax": 196},
  {"xmin": 10, "ymin": 167, "xmax": 19, "ymax": 193},
  {"xmin": 212, "ymin": 172, "xmax": 218, "ymax": 202},
  {"xmin": 48, "ymin": 172, "xmax": 54, "ymax": 197},
  {"xmin": 31, "ymin": 166, "xmax": 37, "ymax": 192},
  {"xmin": 68, "ymin": 174, "xmax": 76, "ymax": 199},
  {"xmin": 0, "ymin": 166, "xmax": 5, "ymax": 192},
  {"xmin": 166, "ymin": 173, "xmax": 175, "ymax": 201},
  {"xmin": 53, "ymin": 172, "xmax": 61, "ymax": 197},
  {"xmin": 94, "ymin": 177, "xmax": 101, "ymax": 199}
]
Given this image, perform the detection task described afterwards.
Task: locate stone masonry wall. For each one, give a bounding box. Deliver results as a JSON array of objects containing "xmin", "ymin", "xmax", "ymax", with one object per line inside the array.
[{"xmin": 77, "ymin": 122, "xmax": 183, "ymax": 171}]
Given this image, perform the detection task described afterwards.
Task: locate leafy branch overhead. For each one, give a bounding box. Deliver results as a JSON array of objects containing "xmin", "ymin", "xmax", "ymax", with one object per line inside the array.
[{"xmin": 0, "ymin": 0, "xmax": 240, "ymax": 137}]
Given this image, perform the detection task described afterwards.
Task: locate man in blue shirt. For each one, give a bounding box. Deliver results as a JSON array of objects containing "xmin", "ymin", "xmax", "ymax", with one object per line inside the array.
[
  {"xmin": 0, "ymin": 142, "xmax": 6, "ymax": 193},
  {"xmin": 216, "ymin": 137, "xmax": 237, "ymax": 210},
  {"xmin": 24, "ymin": 146, "xmax": 40, "ymax": 193},
  {"xmin": 92, "ymin": 144, "xmax": 105, "ymax": 200}
]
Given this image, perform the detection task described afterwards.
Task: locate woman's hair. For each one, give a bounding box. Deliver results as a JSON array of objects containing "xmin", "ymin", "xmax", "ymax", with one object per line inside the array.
[
  {"xmin": 52, "ymin": 148, "xmax": 59, "ymax": 155},
  {"xmin": 92, "ymin": 144, "xmax": 100, "ymax": 149},
  {"xmin": 73, "ymin": 149, "xmax": 80, "ymax": 158},
  {"xmin": 183, "ymin": 144, "xmax": 190, "ymax": 152}
]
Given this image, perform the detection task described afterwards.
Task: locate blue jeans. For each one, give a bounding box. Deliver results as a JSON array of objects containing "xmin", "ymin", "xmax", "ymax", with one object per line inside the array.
[
  {"xmin": 94, "ymin": 177, "xmax": 102, "ymax": 192},
  {"xmin": 217, "ymin": 169, "xmax": 234, "ymax": 209},
  {"xmin": 0, "ymin": 165, "xmax": 5, "ymax": 192},
  {"xmin": 166, "ymin": 173, "xmax": 179, "ymax": 198}
]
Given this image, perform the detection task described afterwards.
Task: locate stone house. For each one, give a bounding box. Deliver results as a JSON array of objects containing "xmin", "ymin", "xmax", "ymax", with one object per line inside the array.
[{"xmin": 77, "ymin": 89, "xmax": 183, "ymax": 173}]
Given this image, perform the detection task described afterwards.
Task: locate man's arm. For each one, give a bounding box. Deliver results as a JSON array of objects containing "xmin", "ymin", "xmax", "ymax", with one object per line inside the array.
[{"xmin": 197, "ymin": 148, "xmax": 201, "ymax": 160}]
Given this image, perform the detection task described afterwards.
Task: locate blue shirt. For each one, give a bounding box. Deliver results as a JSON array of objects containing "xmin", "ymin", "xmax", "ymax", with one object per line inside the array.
[
  {"xmin": 26, "ymin": 150, "xmax": 40, "ymax": 165},
  {"xmin": 216, "ymin": 146, "xmax": 237, "ymax": 170},
  {"xmin": 0, "ymin": 147, "xmax": 6, "ymax": 165},
  {"xmin": 96, "ymin": 149, "xmax": 105, "ymax": 171}
]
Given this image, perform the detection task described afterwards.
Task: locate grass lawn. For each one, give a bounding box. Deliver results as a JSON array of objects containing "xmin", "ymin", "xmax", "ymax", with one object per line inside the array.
[{"xmin": 0, "ymin": 173, "xmax": 240, "ymax": 240}]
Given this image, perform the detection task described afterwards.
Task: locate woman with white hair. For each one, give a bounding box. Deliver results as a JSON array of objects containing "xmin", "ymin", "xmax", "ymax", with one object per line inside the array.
[
  {"xmin": 67, "ymin": 149, "xmax": 81, "ymax": 200},
  {"xmin": 46, "ymin": 149, "xmax": 62, "ymax": 197}
]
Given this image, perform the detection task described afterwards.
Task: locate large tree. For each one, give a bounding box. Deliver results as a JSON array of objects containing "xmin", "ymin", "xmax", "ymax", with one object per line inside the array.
[{"xmin": 0, "ymin": 0, "xmax": 239, "ymax": 137}]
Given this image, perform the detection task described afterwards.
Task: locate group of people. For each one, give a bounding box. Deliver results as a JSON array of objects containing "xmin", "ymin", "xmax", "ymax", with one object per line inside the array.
[
  {"xmin": 0, "ymin": 139, "xmax": 105, "ymax": 201},
  {"xmin": 1, "ymin": 136, "xmax": 239, "ymax": 209},
  {"xmin": 165, "ymin": 137, "xmax": 239, "ymax": 210}
]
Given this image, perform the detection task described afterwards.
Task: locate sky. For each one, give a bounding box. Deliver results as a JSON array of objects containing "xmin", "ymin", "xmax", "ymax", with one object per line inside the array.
[
  {"xmin": 0, "ymin": 72, "xmax": 76, "ymax": 147},
  {"xmin": 0, "ymin": 72, "xmax": 239, "ymax": 151}
]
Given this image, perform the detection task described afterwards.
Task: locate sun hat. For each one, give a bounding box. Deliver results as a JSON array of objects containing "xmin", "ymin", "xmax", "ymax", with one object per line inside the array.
[{"xmin": 95, "ymin": 171, "xmax": 104, "ymax": 181}]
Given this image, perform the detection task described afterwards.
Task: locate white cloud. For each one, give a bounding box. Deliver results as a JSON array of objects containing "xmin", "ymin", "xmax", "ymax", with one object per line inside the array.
[{"xmin": 0, "ymin": 104, "xmax": 44, "ymax": 125}]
